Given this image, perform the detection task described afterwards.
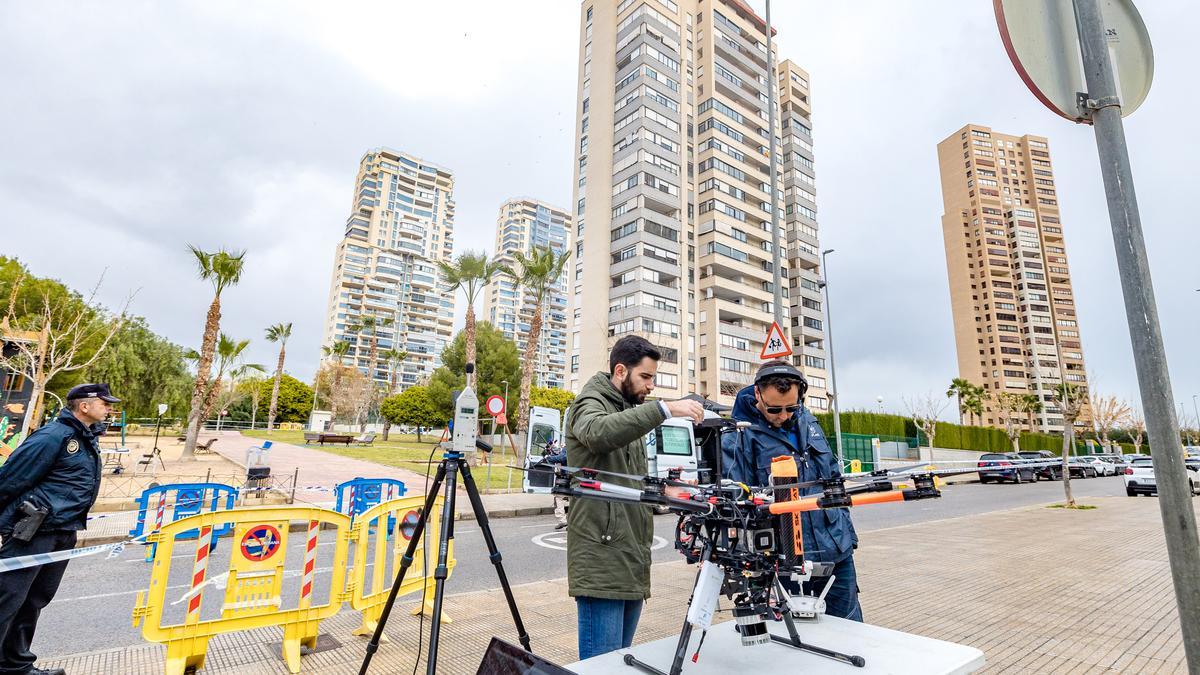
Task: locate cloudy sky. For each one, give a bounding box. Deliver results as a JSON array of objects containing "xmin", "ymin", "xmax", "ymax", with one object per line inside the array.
[{"xmin": 2, "ymin": 1, "xmax": 1196, "ymax": 421}]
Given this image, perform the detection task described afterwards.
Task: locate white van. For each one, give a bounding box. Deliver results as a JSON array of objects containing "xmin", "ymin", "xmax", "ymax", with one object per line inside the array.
[{"xmin": 521, "ymin": 406, "xmax": 712, "ymax": 494}]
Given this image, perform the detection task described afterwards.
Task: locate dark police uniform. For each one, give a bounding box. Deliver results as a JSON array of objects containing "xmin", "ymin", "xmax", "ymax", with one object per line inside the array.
[{"xmin": 0, "ymin": 385, "xmax": 112, "ymax": 675}]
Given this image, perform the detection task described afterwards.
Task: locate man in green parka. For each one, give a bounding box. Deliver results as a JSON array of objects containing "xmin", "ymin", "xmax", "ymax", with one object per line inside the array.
[{"xmin": 565, "ymin": 335, "xmax": 704, "ymax": 660}]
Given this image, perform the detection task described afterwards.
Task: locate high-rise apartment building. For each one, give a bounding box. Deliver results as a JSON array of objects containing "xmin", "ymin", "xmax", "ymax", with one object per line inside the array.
[
  {"xmin": 567, "ymin": 0, "xmax": 828, "ymax": 408},
  {"xmin": 321, "ymin": 148, "xmax": 456, "ymax": 391},
  {"xmin": 481, "ymin": 197, "xmax": 572, "ymax": 389},
  {"xmin": 938, "ymin": 124, "xmax": 1089, "ymax": 432}
]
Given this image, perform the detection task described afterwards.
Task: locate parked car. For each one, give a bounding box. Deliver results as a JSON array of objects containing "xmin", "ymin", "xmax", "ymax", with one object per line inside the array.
[
  {"xmin": 1124, "ymin": 457, "xmax": 1200, "ymax": 496},
  {"xmin": 1074, "ymin": 455, "xmax": 1117, "ymax": 477},
  {"xmin": 978, "ymin": 452, "xmax": 1039, "ymax": 484},
  {"xmin": 1066, "ymin": 456, "xmax": 1100, "ymax": 478},
  {"xmin": 1017, "ymin": 450, "xmax": 1062, "ymax": 480},
  {"xmin": 1098, "ymin": 454, "xmax": 1129, "ymax": 474}
]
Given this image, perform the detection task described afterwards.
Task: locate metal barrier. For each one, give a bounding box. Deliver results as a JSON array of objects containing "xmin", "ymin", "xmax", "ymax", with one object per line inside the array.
[
  {"xmin": 334, "ymin": 477, "xmax": 407, "ymax": 526},
  {"xmin": 133, "ymin": 506, "xmax": 352, "ymax": 674},
  {"xmin": 347, "ymin": 496, "xmax": 454, "ymax": 639},
  {"xmin": 129, "ymin": 482, "xmax": 239, "ymax": 561}
]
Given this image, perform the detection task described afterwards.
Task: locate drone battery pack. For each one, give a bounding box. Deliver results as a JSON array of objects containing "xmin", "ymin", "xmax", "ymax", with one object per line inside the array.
[
  {"xmin": 686, "ymin": 560, "xmax": 723, "ymax": 631},
  {"xmin": 770, "ymin": 455, "xmax": 804, "ymax": 569}
]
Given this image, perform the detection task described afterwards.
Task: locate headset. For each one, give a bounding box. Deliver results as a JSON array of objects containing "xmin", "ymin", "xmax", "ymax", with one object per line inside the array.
[{"xmin": 754, "ymin": 361, "xmax": 809, "ymax": 402}]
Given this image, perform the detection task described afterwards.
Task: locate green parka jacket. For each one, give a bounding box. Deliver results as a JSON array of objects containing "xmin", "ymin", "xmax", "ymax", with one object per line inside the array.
[{"xmin": 565, "ymin": 371, "xmax": 668, "ymax": 600}]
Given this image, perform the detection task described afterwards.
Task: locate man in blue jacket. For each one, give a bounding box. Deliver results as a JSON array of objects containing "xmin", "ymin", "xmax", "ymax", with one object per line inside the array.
[
  {"xmin": 0, "ymin": 383, "xmax": 117, "ymax": 675},
  {"xmin": 721, "ymin": 361, "xmax": 862, "ymax": 621}
]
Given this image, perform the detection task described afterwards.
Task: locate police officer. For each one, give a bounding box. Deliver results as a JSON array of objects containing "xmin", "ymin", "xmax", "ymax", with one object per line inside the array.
[
  {"xmin": 0, "ymin": 383, "xmax": 116, "ymax": 675},
  {"xmin": 721, "ymin": 361, "xmax": 863, "ymax": 621}
]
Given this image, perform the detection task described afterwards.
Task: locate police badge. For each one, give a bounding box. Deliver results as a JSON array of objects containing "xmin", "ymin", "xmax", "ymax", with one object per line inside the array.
[{"xmin": 66, "ymin": 439, "xmax": 80, "ymax": 454}]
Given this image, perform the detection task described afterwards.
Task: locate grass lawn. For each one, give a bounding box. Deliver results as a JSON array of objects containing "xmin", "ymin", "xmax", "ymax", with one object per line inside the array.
[{"xmin": 240, "ymin": 429, "xmax": 528, "ymax": 492}]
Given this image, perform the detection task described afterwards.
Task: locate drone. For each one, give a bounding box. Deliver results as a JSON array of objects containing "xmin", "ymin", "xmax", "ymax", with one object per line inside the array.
[{"xmin": 527, "ymin": 418, "xmax": 1064, "ymax": 675}]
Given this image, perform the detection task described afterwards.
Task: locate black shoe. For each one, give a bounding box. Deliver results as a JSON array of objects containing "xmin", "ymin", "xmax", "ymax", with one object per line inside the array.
[
  {"xmin": 30, "ymin": 667, "xmax": 67, "ymax": 675},
  {"xmin": 555, "ymin": 522, "xmax": 568, "ymax": 530}
]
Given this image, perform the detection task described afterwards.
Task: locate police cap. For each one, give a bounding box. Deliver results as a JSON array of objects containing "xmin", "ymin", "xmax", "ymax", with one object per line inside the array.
[{"xmin": 66, "ymin": 383, "xmax": 121, "ymax": 403}]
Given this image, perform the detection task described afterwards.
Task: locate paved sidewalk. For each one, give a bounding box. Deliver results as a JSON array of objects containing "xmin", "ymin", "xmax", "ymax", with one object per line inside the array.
[{"xmin": 44, "ymin": 494, "xmax": 1189, "ymax": 673}]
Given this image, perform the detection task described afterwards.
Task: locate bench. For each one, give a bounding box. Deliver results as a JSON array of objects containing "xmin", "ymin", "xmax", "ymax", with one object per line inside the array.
[
  {"xmin": 317, "ymin": 433, "xmax": 353, "ymax": 446},
  {"xmin": 353, "ymin": 432, "xmax": 376, "ymax": 446},
  {"xmin": 193, "ymin": 437, "xmax": 219, "ymax": 455},
  {"xmin": 303, "ymin": 432, "xmax": 322, "ymax": 445}
]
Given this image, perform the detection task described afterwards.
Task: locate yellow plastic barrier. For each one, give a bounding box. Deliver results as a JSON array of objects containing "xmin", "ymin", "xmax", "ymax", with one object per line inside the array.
[
  {"xmin": 348, "ymin": 495, "xmax": 455, "ymax": 639},
  {"xmin": 132, "ymin": 506, "xmax": 352, "ymax": 675}
]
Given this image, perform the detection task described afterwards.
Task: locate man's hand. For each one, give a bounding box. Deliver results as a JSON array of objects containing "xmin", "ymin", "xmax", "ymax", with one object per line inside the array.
[{"xmin": 664, "ymin": 399, "xmax": 704, "ymax": 424}]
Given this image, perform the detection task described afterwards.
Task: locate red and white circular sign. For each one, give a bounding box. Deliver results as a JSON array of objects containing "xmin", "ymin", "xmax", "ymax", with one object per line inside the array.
[{"xmin": 485, "ymin": 395, "xmax": 505, "ymax": 417}]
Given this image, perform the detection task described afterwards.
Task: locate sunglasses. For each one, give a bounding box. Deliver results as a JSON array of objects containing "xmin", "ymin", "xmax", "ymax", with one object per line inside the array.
[{"xmin": 761, "ymin": 403, "xmax": 802, "ymax": 415}]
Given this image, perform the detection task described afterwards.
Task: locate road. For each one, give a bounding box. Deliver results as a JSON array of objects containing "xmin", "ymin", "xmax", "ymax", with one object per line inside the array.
[{"xmin": 35, "ymin": 475, "xmax": 1130, "ymax": 658}]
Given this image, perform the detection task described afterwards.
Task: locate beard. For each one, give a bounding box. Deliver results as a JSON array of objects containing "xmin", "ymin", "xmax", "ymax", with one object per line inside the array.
[{"xmin": 619, "ymin": 373, "xmax": 647, "ymax": 405}]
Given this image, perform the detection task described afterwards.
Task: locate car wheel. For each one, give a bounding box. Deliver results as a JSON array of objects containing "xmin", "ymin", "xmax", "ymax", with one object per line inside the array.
[
  {"xmin": 979, "ymin": 476, "xmax": 990, "ymax": 484},
  {"xmin": 1014, "ymin": 471, "xmax": 1023, "ymax": 484},
  {"xmin": 1127, "ymin": 487, "xmax": 1136, "ymax": 496}
]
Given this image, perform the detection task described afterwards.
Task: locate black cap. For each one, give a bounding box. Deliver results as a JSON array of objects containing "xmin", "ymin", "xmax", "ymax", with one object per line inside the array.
[
  {"xmin": 66, "ymin": 383, "xmax": 121, "ymax": 403},
  {"xmin": 754, "ymin": 362, "xmax": 805, "ymax": 385}
]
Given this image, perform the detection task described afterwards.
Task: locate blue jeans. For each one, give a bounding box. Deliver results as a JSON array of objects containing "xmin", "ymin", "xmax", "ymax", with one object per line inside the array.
[
  {"xmin": 576, "ymin": 596, "xmax": 644, "ymax": 660},
  {"xmin": 804, "ymin": 556, "xmax": 863, "ymax": 621}
]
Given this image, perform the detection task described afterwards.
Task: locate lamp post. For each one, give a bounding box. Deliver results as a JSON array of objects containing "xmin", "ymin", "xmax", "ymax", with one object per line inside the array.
[
  {"xmin": 764, "ymin": 0, "xmax": 784, "ymax": 330},
  {"xmin": 820, "ymin": 249, "xmax": 843, "ymax": 469}
]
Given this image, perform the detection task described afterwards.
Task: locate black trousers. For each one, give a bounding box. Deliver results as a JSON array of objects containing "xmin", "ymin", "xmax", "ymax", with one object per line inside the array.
[{"xmin": 0, "ymin": 530, "xmax": 76, "ymax": 675}]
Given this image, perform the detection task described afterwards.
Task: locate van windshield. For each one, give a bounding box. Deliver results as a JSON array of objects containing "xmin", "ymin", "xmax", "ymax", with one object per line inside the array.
[
  {"xmin": 657, "ymin": 425, "xmax": 694, "ymax": 456},
  {"xmin": 530, "ymin": 423, "xmax": 556, "ymax": 449}
]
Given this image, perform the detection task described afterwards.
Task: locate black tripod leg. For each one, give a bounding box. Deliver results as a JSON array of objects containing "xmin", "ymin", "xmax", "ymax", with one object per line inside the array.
[
  {"xmin": 358, "ymin": 462, "xmax": 446, "ymax": 675},
  {"xmin": 458, "ymin": 461, "xmax": 533, "ymax": 651},
  {"xmin": 768, "ymin": 576, "xmax": 865, "ymax": 668},
  {"xmin": 425, "ymin": 458, "xmax": 461, "ymax": 675}
]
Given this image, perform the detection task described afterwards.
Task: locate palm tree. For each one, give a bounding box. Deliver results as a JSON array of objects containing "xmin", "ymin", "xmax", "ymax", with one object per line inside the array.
[
  {"xmin": 200, "ymin": 334, "xmax": 254, "ymax": 423},
  {"xmin": 946, "ymin": 378, "xmax": 973, "ymax": 425},
  {"xmin": 183, "ymin": 246, "xmax": 246, "ymax": 458},
  {"xmin": 264, "ymin": 322, "xmax": 293, "ymax": 434},
  {"xmin": 438, "ymin": 251, "xmax": 503, "ymax": 381},
  {"xmin": 499, "ymin": 245, "xmax": 571, "ymax": 433},
  {"xmin": 1021, "ymin": 393, "xmax": 1044, "ymax": 432},
  {"xmin": 347, "ymin": 315, "xmax": 394, "ymax": 385},
  {"xmin": 230, "ymin": 362, "xmax": 267, "ymax": 428},
  {"xmin": 379, "ymin": 348, "xmax": 408, "ymax": 441}
]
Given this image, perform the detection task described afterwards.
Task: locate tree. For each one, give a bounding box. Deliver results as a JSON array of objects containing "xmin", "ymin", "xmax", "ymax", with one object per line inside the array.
[
  {"xmin": 239, "ymin": 374, "xmax": 313, "ymax": 424},
  {"xmin": 84, "ymin": 315, "xmax": 192, "ymax": 418},
  {"xmin": 1054, "ymin": 382, "xmax": 1088, "ymax": 508},
  {"xmin": 438, "ymin": 251, "xmax": 503, "ymax": 382},
  {"xmin": 994, "ymin": 392, "xmax": 1024, "ymax": 452},
  {"xmin": 1130, "ymin": 410, "xmax": 1146, "ymax": 455},
  {"xmin": 904, "ymin": 392, "xmax": 948, "ymax": 462},
  {"xmin": 499, "ymin": 246, "xmax": 571, "ymax": 433},
  {"xmin": 431, "ymin": 322, "xmax": 521, "ymax": 423},
  {"xmin": 531, "ymin": 386, "xmax": 575, "ymax": 416},
  {"xmin": 1090, "ymin": 392, "xmax": 1132, "ymax": 453},
  {"xmin": 330, "ymin": 368, "xmax": 373, "ymax": 428},
  {"xmin": 378, "ymin": 348, "xmax": 407, "ymax": 440},
  {"xmin": 264, "ymin": 322, "xmax": 292, "ymax": 433},
  {"xmin": 199, "ymin": 334, "xmax": 257, "ymax": 425},
  {"xmin": 945, "ymin": 378, "xmax": 974, "ymax": 426},
  {"xmin": 183, "ymin": 246, "xmax": 246, "ymax": 458},
  {"xmin": 381, "ymin": 386, "xmax": 443, "ymax": 443},
  {"xmin": 222, "ymin": 363, "xmax": 266, "ymax": 427},
  {"xmin": 0, "ymin": 270, "xmax": 129, "ymax": 435},
  {"xmin": 1020, "ymin": 393, "xmax": 1044, "ymax": 432},
  {"xmin": 347, "ymin": 315, "xmax": 394, "ymax": 385}
]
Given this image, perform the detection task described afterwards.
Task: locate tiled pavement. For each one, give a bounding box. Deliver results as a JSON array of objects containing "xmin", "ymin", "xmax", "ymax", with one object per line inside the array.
[{"xmin": 46, "ymin": 495, "xmax": 1188, "ymax": 674}]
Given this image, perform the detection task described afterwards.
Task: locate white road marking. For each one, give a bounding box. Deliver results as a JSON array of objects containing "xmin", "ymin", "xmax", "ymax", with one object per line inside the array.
[{"xmin": 532, "ymin": 532, "xmax": 668, "ymax": 552}]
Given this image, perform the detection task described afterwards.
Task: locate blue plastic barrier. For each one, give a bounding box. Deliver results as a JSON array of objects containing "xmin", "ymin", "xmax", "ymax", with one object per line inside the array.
[
  {"xmin": 334, "ymin": 477, "xmax": 407, "ymax": 526},
  {"xmin": 129, "ymin": 482, "xmax": 239, "ymax": 560}
]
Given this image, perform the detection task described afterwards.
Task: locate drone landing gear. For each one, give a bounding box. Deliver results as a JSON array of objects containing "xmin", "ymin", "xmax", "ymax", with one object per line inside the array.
[{"xmin": 622, "ymin": 575, "xmax": 864, "ymax": 675}]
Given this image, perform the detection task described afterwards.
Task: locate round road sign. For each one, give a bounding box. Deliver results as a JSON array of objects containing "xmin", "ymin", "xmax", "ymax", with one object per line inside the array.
[
  {"xmin": 240, "ymin": 524, "xmax": 282, "ymax": 562},
  {"xmin": 400, "ymin": 510, "xmax": 421, "ymax": 540},
  {"xmin": 995, "ymin": 0, "xmax": 1153, "ymax": 121},
  {"xmin": 485, "ymin": 395, "xmax": 506, "ymax": 417}
]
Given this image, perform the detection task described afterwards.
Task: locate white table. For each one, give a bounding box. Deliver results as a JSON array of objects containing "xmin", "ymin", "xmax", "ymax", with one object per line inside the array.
[{"xmin": 568, "ymin": 615, "xmax": 984, "ymax": 674}]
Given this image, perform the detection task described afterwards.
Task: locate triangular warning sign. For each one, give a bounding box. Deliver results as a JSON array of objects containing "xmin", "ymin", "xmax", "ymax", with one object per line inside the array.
[{"xmin": 760, "ymin": 321, "xmax": 792, "ymax": 360}]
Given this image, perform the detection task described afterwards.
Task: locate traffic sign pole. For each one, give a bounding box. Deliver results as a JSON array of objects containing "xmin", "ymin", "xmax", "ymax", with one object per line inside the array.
[{"xmin": 1072, "ymin": 0, "xmax": 1200, "ymax": 666}]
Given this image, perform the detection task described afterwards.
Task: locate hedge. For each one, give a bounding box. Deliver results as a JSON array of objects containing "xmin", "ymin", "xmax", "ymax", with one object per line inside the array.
[{"xmin": 811, "ymin": 410, "xmax": 1145, "ymax": 456}]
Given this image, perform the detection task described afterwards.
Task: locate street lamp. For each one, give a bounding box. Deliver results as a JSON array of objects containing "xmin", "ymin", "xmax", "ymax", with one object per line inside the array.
[
  {"xmin": 820, "ymin": 248, "xmax": 843, "ymax": 469},
  {"xmin": 876, "ymin": 396, "xmax": 884, "ymax": 414}
]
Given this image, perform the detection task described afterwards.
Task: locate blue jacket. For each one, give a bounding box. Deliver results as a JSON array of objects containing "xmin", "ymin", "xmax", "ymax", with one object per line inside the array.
[
  {"xmin": 721, "ymin": 385, "xmax": 858, "ymax": 563},
  {"xmin": 0, "ymin": 408, "xmax": 103, "ymax": 533}
]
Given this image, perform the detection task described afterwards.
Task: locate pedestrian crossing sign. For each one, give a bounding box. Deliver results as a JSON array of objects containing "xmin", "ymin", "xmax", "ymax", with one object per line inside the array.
[{"xmin": 760, "ymin": 321, "xmax": 792, "ymax": 360}]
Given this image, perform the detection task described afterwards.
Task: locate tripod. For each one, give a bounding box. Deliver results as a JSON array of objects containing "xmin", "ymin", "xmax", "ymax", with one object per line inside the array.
[
  {"xmin": 359, "ymin": 448, "xmax": 532, "ymax": 674},
  {"xmin": 624, "ymin": 560, "xmax": 864, "ymax": 675}
]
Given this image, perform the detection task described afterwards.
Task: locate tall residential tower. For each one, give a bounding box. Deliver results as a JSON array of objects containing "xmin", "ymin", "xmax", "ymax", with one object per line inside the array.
[
  {"xmin": 321, "ymin": 148, "xmax": 456, "ymax": 391},
  {"xmin": 938, "ymin": 124, "xmax": 1090, "ymax": 432},
  {"xmin": 481, "ymin": 197, "xmax": 572, "ymax": 389},
  {"xmin": 567, "ymin": 0, "xmax": 828, "ymax": 407}
]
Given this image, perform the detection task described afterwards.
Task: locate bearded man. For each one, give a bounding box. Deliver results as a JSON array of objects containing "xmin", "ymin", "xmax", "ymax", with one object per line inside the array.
[{"xmin": 564, "ymin": 335, "xmax": 704, "ymax": 660}]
